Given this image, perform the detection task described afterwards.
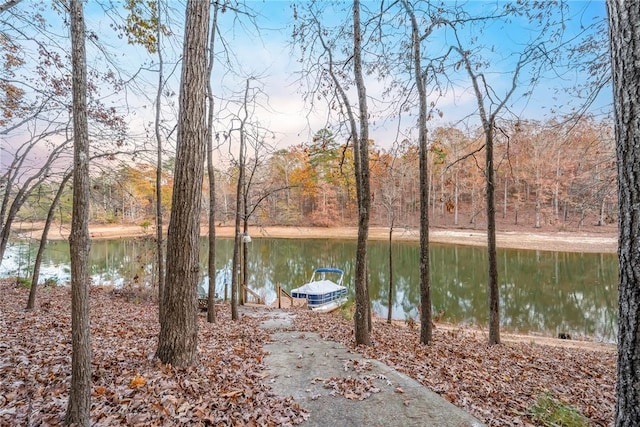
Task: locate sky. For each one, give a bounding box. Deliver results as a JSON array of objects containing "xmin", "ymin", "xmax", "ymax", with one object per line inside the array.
[
  {"xmin": 2, "ymin": 0, "xmax": 613, "ymax": 172},
  {"xmin": 201, "ymin": 0, "xmax": 612, "ymax": 152}
]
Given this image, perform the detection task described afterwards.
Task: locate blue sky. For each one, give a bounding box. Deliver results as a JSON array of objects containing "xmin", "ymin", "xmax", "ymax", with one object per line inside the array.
[
  {"xmin": 3, "ymin": 0, "xmax": 612, "ymax": 172},
  {"xmin": 212, "ymin": 0, "xmax": 612, "ymax": 149}
]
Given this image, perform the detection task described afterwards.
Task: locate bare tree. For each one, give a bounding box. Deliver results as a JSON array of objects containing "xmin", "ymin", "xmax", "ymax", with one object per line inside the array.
[
  {"xmin": 206, "ymin": 0, "xmax": 221, "ymax": 323},
  {"xmin": 448, "ymin": 3, "xmax": 567, "ymax": 345},
  {"xmin": 121, "ymin": 0, "xmax": 171, "ymax": 319},
  {"xmin": 26, "ymin": 172, "xmax": 71, "ymax": 310},
  {"xmin": 352, "ymin": 0, "xmax": 372, "ymax": 344},
  {"xmin": 228, "ymin": 79, "xmax": 252, "ymax": 321},
  {"xmin": 0, "ymin": 0, "xmax": 21, "ymax": 13},
  {"xmin": 153, "ymin": 0, "xmax": 167, "ymax": 319},
  {"xmin": 401, "ymin": 0, "xmax": 433, "ymax": 344},
  {"xmin": 0, "ymin": 137, "xmax": 72, "ymax": 264},
  {"xmin": 292, "ymin": 1, "xmax": 373, "ymax": 344},
  {"xmin": 65, "ymin": 0, "xmax": 91, "ymax": 423},
  {"xmin": 156, "ymin": 0, "xmax": 210, "ymax": 367},
  {"xmin": 377, "ymin": 151, "xmax": 401, "ymax": 324},
  {"xmin": 607, "ymin": 1, "xmax": 640, "ymax": 425},
  {"xmin": 0, "ymin": 2, "xmax": 128, "ymax": 267}
]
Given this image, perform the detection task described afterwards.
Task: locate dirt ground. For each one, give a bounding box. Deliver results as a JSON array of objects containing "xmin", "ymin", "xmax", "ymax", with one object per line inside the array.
[{"xmin": 14, "ymin": 222, "xmax": 618, "ymax": 254}]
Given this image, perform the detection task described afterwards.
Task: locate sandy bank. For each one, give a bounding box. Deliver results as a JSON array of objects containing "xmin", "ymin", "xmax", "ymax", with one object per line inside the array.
[{"xmin": 14, "ymin": 223, "xmax": 617, "ymax": 254}]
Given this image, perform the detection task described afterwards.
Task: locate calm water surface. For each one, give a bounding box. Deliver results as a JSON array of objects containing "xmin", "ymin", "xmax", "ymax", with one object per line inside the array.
[{"xmin": 1, "ymin": 237, "xmax": 618, "ymax": 342}]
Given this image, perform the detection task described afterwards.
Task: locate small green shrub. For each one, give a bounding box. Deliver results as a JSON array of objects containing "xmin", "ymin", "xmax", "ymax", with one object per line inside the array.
[
  {"xmin": 528, "ymin": 392, "xmax": 589, "ymax": 427},
  {"xmin": 339, "ymin": 300, "xmax": 355, "ymax": 321},
  {"xmin": 16, "ymin": 277, "xmax": 31, "ymax": 288},
  {"xmin": 43, "ymin": 277, "xmax": 58, "ymax": 287}
]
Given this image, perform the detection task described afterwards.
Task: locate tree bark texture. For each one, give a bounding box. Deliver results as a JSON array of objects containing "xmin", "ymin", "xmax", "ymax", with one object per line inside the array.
[
  {"xmin": 156, "ymin": 0, "xmax": 210, "ymax": 367},
  {"xmin": 607, "ymin": 1, "xmax": 640, "ymax": 425},
  {"xmin": 352, "ymin": 0, "xmax": 371, "ymax": 346},
  {"xmin": 485, "ymin": 128, "xmax": 500, "ymax": 345},
  {"xmin": 154, "ymin": 0, "xmax": 166, "ymax": 323},
  {"xmin": 65, "ymin": 0, "xmax": 92, "ymax": 424},
  {"xmin": 403, "ymin": 0, "xmax": 433, "ymax": 344},
  {"xmin": 462, "ymin": 48, "xmax": 501, "ymax": 345},
  {"xmin": 206, "ymin": 1, "xmax": 220, "ymax": 323},
  {"xmin": 387, "ymin": 225, "xmax": 393, "ymax": 324}
]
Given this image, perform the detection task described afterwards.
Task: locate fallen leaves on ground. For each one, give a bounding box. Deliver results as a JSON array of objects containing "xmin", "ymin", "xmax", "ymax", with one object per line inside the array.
[
  {"xmin": 0, "ymin": 281, "xmax": 307, "ymax": 426},
  {"xmin": 0, "ymin": 279, "xmax": 616, "ymax": 426},
  {"xmin": 292, "ymin": 309, "xmax": 616, "ymax": 426}
]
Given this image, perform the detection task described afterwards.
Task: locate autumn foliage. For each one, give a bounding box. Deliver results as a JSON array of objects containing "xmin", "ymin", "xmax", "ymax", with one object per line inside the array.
[
  {"xmin": 0, "ymin": 281, "xmax": 307, "ymax": 426},
  {"xmin": 0, "ymin": 280, "xmax": 614, "ymax": 426}
]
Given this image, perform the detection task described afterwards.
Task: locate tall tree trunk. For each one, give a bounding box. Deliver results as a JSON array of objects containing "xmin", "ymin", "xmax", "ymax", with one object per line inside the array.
[
  {"xmin": 65, "ymin": 0, "xmax": 92, "ymax": 423},
  {"xmin": 154, "ymin": 0, "xmax": 166, "ymax": 320},
  {"xmin": 230, "ymin": 79, "xmax": 250, "ymax": 320},
  {"xmin": 27, "ymin": 173, "xmax": 71, "ymax": 310},
  {"xmin": 242, "ymin": 206, "xmax": 249, "ymax": 303},
  {"xmin": 607, "ymin": 1, "xmax": 640, "ymax": 424},
  {"xmin": 313, "ymin": 3, "xmax": 369, "ymax": 343},
  {"xmin": 387, "ymin": 222, "xmax": 393, "ymax": 324},
  {"xmin": 206, "ymin": 1, "xmax": 220, "ymax": 323},
  {"xmin": 352, "ymin": 0, "xmax": 371, "ymax": 346},
  {"xmin": 485, "ymin": 129, "xmax": 500, "ymax": 345},
  {"xmin": 403, "ymin": 0, "xmax": 432, "ymax": 344},
  {"xmin": 156, "ymin": 0, "xmax": 210, "ymax": 367}
]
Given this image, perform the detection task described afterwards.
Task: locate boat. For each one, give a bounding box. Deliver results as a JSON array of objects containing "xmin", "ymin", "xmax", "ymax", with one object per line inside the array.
[{"xmin": 290, "ymin": 268, "xmax": 348, "ymax": 313}]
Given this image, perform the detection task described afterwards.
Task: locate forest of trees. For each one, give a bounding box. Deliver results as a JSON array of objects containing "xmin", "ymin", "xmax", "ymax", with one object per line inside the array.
[
  {"xmin": 2, "ymin": 0, "xmax": 638, "ymax": 425},
  {"xmin": 14, "ymin": 118, "xmax": 616, "ymax": 232}
]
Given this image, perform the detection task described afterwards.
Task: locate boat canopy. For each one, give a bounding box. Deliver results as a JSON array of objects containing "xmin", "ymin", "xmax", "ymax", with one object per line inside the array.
[
  {"xmin": 291, "ymin": 279, "xmax": 344, "ymax": 295},
  {"xmin": 313, "ymin": 267, "xmax": 344, "ymax": 275}
]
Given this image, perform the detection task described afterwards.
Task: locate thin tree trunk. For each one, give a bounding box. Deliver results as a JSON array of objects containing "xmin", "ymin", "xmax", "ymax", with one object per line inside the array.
[
  {"xmin": 231, "ymin": 79, "xmax": 250, "ymax": 318},
  {"xmin": 241, "ymin": 198, "xmax": 249, "ymax": 305},
  {"xmin": 352, "ymin": 0, "xmax": 371, "ymax": 346},
  {"xmin": 65, "ymin": 0, "xmax": 91, "ymax": 423},
  {"xmin": 206, "ymin": 1, "xmax": 220, "ymax": 323},
  {"xmin": 154, "ymin": 0, "xmax": 165, "ymax": 319},
  {"xmin": 608, "ymin": 1, "xmax": 640, "ymax": 424},
  {"xmin": 27, "ymin": 173, "xmax": 71, "ymax": 310},
  {"xmin": 403, "ymin": 0, "xmax": 432, "ymax": 344},
  {"xmin": 503, "ymin": 177, "xmax": 508, "ymax": 219},
  {"xmin": 387, "ymin": 222, "xmax": 393, "ymax": 324},
  {"xmin": 485, "ymin": 130, "xmax": 500, "ymax": 345},
  {"xmin": 454, "ymin": 169, "xmax": 459, "ymax": 225}
]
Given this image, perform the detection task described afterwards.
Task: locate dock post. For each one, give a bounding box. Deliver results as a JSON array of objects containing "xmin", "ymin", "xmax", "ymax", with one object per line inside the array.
[{"xmin": 277, "ymin": 283, "xmax": 281, "ymax": 308}]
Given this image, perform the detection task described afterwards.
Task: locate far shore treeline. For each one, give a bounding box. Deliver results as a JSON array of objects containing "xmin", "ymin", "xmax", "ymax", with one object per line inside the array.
[{"xmin": 16, "ymin": 119, "xmax": 614, "ymax": 234}]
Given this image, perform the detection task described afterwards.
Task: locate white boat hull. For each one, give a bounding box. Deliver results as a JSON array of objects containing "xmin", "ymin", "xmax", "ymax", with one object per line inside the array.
[{"xmin": 309, "ymin": 296, "xmax": 348, "ymax": 313}]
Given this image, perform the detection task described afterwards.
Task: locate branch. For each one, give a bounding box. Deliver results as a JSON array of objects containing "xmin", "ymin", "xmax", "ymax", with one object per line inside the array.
[{"xmin": 0, "ymin": 0, "xmax": 21, "ymax": 13}]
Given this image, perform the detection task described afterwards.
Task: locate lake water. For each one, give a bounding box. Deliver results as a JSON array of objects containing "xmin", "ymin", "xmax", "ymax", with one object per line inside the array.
[{"xmin": 1, "ymin": 236, "xmax": 618, "ymax": 342}]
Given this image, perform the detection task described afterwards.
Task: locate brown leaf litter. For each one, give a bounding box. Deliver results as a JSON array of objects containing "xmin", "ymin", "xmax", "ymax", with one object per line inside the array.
[{"xmin": 0, "ymin": 280, "xmax": 615, "ymax": 426}]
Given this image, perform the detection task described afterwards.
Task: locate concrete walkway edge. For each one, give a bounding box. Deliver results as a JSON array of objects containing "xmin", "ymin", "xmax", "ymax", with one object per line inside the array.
[{"xmin": 257, "ymin": 309, "xmax": 486, "ymax": 427}]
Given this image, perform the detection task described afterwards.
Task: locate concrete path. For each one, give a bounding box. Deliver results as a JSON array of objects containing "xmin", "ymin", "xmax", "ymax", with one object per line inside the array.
[{"xmin": 255, "ymin": 308, "xmax": 485, "ymax": 427}]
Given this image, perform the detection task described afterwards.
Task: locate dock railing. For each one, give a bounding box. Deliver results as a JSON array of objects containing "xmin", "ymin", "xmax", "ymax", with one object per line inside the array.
[
  {"xmin": 276, "ymin": 283, "xmax": 293, "ymax": 309},
  {"xmin": 240, "ymin": 284, "xmax": 264, "ymax": 305},
  {"xmin": 275, "ymin": 283, "xmax": 307, "ymax": 309}
]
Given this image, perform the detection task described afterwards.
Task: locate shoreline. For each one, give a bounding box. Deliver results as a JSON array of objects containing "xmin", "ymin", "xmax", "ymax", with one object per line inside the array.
[
  {"xmin": 7, "ymin": 222, "xmax": 618, "ymax": 352},
  {"xmin": 13, "ymin": 222, "xmax": 618, "ymax": 253}
]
